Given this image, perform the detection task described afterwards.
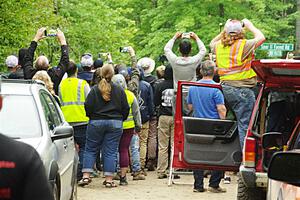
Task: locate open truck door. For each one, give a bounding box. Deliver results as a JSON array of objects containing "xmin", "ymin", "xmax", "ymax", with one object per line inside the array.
[{"xmin": 169, "ymin": 81, "xmax": 242, "ymax": 185}]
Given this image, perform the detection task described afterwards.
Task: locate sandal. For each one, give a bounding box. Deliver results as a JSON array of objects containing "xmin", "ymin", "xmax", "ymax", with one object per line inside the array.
[
  {"xmin": 105, "ymin": 181, "xmax": 117, "ymax": 188},
  {"xmin": 102, "ymin": 180, "xmax": 107, "ymax": 185},
  {"xmin": 78, "ymin": 177, "xmax": 91, "ymax": 186}
]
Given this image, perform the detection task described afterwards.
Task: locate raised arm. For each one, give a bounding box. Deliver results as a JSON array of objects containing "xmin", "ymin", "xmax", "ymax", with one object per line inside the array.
[
  {"xmin": 23, "ymin": 28, "xmax": 46, "ymax": 79},
  {"xmin": 56, "ymin": 29, "xmax": 69, "ymax": 79},
  {"xmin": 127, "ymin": 46, "xmax": 140, "ymax": 97},
  {"xmin": 190, "ymin": 32, "xmax": 207, "ymax": 64},
  {"xmin": 242, "ymin": 19, "xmax": 265, "ymax": 48},
  {"xmin": 209, "ymin": 31, "xmax": 224, "ymax": 53},
  {"xmin": 164, "ymin": 32, "xmax": 182, "ymax": 61}
]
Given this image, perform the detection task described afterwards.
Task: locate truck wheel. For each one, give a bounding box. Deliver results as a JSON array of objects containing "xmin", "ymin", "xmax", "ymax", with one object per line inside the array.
[{"xmin": 237, "ymin": 178, "xmax": 266, "ymax": 200}]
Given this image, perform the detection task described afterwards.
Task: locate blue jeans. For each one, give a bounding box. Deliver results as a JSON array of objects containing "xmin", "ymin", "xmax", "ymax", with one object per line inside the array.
[
  {"xmin": 73, "ymin": 124, "xmax": 87, "ymax": 179},
  {"xmin": 222, "ymin": 84, "xmax": 255, "ymax": 148},
  {"xmin": 82, "ymin": 119, "xmax": 123, "ymax": 176},
  {"xmin": 130, "ymin": 134, "xmax": 141, "ymax": 172},
  {"xmin": 193, "ymin": 170, "xmax": 223, "ymax": 189}
]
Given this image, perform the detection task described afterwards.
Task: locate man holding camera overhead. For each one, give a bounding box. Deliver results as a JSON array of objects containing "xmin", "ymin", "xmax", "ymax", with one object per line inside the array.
[
  {"xmin": 23, "ymin": 27, "xmax": 69, "ymax": 95},
  {"xmin": 164, "ymin": 32, "xmax": 206, "ymax": 92}
]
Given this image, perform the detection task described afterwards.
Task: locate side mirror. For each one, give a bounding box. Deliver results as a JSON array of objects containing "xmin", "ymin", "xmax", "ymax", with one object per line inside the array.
[
  {"xmin": 268, "ymin": 152, "xmax": 300, "ymax": 186},
  {"xmin": 262, "ymin": 132, "xmax": 284, "ymax": 151},
  {"xmin": 51, "ymin": 125, "xmax": 74, "ymax": 141}
]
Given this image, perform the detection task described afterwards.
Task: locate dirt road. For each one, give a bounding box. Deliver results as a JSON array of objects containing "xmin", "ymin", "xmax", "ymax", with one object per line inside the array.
[{"xmin": 78, "ymin": 171, "xmax": 237, "ymax": 200}]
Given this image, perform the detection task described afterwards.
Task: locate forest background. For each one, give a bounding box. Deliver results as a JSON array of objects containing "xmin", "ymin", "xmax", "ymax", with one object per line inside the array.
[{"xmin": 0, "ymin": 0, "xmax": 298, "ymax": 71}]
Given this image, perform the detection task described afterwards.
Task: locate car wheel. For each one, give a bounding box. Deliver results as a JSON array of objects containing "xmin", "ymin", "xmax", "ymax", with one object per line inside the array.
[
  {"xmin": 237, "ymin": 178, "xmax": 266, "ymax": 200},
  {"xmin": 52, "ymin": 180, "xmax": 59, "ymax": 200}
]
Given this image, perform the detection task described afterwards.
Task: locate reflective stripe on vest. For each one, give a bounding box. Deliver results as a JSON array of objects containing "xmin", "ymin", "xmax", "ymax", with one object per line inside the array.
[
  {"xmin": 216, "ymin": 39, "xmax": 256, "ymax": 81},
  {"xmin": 123, "ymin": 89, "xmax": 135, "ymax": 129},
  {"xmin": 59, "ymin": 78, "xmax": 89, "ymax": 123}
]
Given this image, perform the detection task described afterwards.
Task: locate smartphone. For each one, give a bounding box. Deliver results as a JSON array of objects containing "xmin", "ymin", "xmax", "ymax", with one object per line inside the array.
[
  {"xmin": 120, "ymin": 47, "xmax": 129, "ymax": 53},
  {"xmin": 44, "ymin": 30, "xmax": 47, "ymax": 37}
]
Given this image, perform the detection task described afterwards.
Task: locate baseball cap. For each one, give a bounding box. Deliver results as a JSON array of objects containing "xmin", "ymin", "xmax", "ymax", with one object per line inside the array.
[
  {"xmin": 93, "ymin": 59, "xmax": 103, "ymax": 69},
  {"xmin": 81, "ymin": 53, "xmax": 93, "ymax": 67},
  {"xmin": 225, "ymin": 20, "xmax": 243, "ymax": 35},
  {"xmin": 5, "ymin": 55, "xmax": 18, "ymax": 68}
]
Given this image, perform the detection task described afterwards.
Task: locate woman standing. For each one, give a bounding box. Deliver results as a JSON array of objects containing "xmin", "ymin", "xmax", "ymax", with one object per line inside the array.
[
  {"xmin": 112, "ymin": 74, "xmax": 141, "ymax": 186},
  {"xmin": 79, "ymin": 64, "xmax": 129, "ymax": 188}
]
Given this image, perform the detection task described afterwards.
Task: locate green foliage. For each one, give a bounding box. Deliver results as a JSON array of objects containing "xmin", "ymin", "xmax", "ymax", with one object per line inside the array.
[{"xmin": 0, "ymin": 0, "xmax": 298, "ymax": 71}]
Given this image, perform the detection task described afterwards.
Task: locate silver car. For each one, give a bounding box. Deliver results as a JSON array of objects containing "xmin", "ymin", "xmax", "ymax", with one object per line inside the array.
[{"xmin": 0, "ymin": 79, "xmax": 78, "ymax": 200}]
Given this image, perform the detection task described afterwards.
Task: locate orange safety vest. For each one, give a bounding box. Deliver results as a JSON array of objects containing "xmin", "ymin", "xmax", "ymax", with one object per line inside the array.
[{"xmin": 216, "ymin": 39, "xmax": 256, "ymax": 81}]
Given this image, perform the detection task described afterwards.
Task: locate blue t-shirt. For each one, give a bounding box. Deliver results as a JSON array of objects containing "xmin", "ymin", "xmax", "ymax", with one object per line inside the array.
[{"xmin": 187, "ymin": 79, "xmax": 224, "ymax": 119}]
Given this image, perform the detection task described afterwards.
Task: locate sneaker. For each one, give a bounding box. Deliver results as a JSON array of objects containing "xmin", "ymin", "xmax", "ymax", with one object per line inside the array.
[
  {"xmin": 157, "ymin": 173, "xmax": 167, "ymax": 179},
  {"xmin": 132, "ymin": 171, "xmax": 146, "ymax": 180},
  {"xmin": 223, "ymin": 175, "xmax": 231, "ymax": 184},
  {"xmin": 193, "ymin": 188, "xmax": 206, "ymax": 193},
  {"xmin": 119, "ymin": 176, "xmax": 128, "ymax": 186},
  {"xmin": 208, "ymin": 186, "xmax": 226, "ymax": 193}
]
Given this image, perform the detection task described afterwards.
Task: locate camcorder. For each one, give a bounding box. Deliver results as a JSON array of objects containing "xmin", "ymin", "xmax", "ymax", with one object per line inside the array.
[
  {"xmin": 120, "ymin": 47, "xmax": 129, "ymax": 53},
  {"xmin": 44, "ymin": 29, "xmax": 57, "ymax": 37},
  {"xmin": 182, "ymin": 32, "xmax": 192, "ymax": 39}
]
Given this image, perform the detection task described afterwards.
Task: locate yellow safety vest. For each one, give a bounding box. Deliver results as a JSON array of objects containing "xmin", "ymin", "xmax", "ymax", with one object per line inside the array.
[
  {"xmin": 59, "ymin": 78, "xmax": 89, "ymax": 123},
  {"xmin": 216, "ymin": 39, "xmax": 256, "ymax": 81},
  {"xmin": 123, "ymin": 89, "xmax": 135, "ymax": 129}
]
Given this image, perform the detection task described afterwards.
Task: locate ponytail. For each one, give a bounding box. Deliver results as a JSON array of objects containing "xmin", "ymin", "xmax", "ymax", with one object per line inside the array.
[{"xmin": 97, "ymin": 64, "xmax": 114, "ymax": 101}]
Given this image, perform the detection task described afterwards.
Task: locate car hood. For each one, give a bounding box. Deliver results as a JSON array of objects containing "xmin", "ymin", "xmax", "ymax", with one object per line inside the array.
[{"xmin": 17, "ymin": 137, "xmax": 42, "ymax": 150}]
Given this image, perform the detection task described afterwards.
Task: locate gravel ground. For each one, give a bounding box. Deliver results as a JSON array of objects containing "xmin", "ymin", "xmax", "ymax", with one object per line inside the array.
[{"xmin": 77, "ymin": 171, "xmax": 238, "ymax": 200}]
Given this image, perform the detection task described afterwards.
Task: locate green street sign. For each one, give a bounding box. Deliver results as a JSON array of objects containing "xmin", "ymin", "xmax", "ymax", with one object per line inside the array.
[
  {"xmin": 258, "ymin": 43, "xmax": 294, "ymax": 51},
  {"xmin": 268, "ymin": 50, "xmax": 282, "ymax": 57}
]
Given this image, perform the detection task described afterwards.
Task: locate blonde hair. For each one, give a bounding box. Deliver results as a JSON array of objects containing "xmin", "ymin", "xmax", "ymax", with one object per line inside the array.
[
  {"xmin": 98, "ymin": 64, "xmax": 114, "ymax": 101},
  {"xmin": 221, "ymin": 31, "xmax": 245, "ymax": 47},
  {"xmin": 32, "ymin": 70, "xmax": 55, "ymax": 95},
  {"xmin": 156, "ymin": 65, "xmax": 166, "ymax": 79}
]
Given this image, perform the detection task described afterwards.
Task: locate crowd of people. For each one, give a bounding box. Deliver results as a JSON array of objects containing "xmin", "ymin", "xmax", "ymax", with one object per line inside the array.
[{"xmin": 1, "ymin": 17, "xmax": 265, "ymax": 197}]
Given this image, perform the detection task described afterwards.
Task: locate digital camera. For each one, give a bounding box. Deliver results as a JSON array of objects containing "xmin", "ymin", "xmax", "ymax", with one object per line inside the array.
[{"xmin": 120, "ymin": 47, "xmax": 129, "ymax": 53}]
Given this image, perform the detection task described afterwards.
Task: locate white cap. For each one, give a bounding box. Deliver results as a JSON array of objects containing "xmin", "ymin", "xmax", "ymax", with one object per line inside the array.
[
  {"xmin": 5, "ymin": 55, "xmax": 18, "ymax": 68},
  {"xmin": 81, "ymin": 53, "xmax": 93, "ymax": 67},
  {"xmin": 225, "ymin": 20, "xmax": 243, "ymax": 35}
]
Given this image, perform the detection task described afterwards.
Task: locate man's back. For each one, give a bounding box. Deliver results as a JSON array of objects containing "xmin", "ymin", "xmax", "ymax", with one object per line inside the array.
[
  {"xmin": 187, "ymin": 79, "xmax": 224, "ymax": 119},
  {"xmin": 164, "ymin": 32, "xmax": 206, "ymax": 91},
  {"xmin": 0, "ymin": 134, "xmax": 53, "ymax": 200}
]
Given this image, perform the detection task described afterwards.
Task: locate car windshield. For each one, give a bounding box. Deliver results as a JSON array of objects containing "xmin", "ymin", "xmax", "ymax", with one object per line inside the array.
[{"xmin": 0, "ymin": 95, "xmax": 41, "ymax": 138}]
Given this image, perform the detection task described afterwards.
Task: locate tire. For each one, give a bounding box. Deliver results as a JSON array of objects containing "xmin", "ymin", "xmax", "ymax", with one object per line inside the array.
[{"xmin": 237, "ymin": 178, "xmax": 266, "ymax": 200}]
